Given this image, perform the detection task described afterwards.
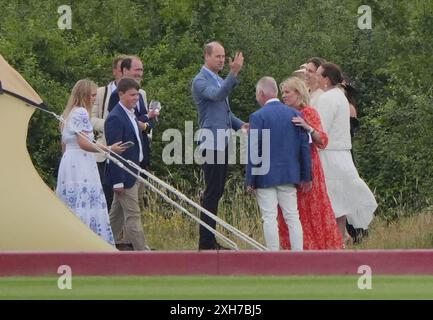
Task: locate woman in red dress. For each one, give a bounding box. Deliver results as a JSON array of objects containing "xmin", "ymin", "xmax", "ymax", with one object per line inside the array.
[{"xmin": 277, "ymin": 77, "xmax": 343, "ymax": 250}]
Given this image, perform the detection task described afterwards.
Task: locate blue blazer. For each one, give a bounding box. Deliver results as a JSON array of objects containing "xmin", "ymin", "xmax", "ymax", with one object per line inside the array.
[
  {"xmin": 246, "ymin": 100, "xmax": 312, "ymax": 188},
  {"xmin": 108, "ymin": 89, "xmax": 152, "ymax": 167},
  {"xmin": 104, "ymin": 104, "xmax": 143, "ymax": 189},
  {"xmin": 191, "ymin": 67, "xmax": 244, "ymax": 150}
]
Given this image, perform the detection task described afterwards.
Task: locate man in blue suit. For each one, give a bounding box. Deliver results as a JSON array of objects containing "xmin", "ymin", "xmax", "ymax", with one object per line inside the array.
[
  {"xmin": 246, "ymin": 77, "xmax": 312, "ymax": 251},
  {"xmin": 192, "ymin": 41, "xmax": 248, "ymax": 250},
  {"xmin": 105, "ymin": 78, "xmax": 149, "ymax": 251}
]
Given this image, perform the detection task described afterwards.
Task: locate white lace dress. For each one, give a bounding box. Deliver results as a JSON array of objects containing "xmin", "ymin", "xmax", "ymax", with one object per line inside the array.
[{"xmin": 56, "ymin": 107, "xmax": 114, "ymax": 245}]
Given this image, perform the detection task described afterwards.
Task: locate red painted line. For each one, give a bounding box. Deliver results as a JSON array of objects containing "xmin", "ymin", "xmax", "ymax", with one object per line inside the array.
[
  {"xmin": 0, "ymin": 250, "xmax": 432, "ymax": 276},
  {"xmin": 218, "ymin": 250, "xmax": 433, "ymax": 275}
]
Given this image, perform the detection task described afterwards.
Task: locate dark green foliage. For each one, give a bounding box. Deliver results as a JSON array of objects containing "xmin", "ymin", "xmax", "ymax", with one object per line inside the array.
[{"xmin": 1, "ymin": 0, "xmax": 432, "ymax": 218}]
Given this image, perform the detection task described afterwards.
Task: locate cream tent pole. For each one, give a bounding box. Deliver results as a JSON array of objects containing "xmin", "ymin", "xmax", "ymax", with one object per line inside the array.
[{"xmin": 0, "ymin": 54, "xmax": 115, "ymax": 251}]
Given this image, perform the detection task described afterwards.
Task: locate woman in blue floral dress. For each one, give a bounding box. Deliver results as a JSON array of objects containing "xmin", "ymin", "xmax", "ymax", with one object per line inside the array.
[{"xmin": 56, "ymin": 79, "xmax": 124, "ymax": 245}]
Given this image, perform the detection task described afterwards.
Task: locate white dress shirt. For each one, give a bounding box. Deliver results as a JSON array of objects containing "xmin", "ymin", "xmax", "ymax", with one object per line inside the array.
[
  {"xmin": 119, "ymin": 102, "xmax": 143, "ymax": 162},
  {"xmin": 264, "ymin": 98, "xmax": 280, "ymax": 105},
  {"xmin": 310, "ymin": 88, "xmax": 324, "ymax": 108},
  {"xmin": 113, "ymin": 103, "xmax": 144, "ymax": 189},
  {"xmin": 111, "ymin": 81, "xmax": 117, "ymax": 93}
]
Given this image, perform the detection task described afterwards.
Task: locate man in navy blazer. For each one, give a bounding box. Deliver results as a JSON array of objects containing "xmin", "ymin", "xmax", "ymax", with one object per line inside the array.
[
  {"xmin": 105, "ymin": 78, "xmax": 149, "ymax": 251},
  {"xmin": 192, "ymin": 41, "xmax": 248, "ymax": 250},
  {"xmin": 246, "ymin": 77, "xmax": 311, "ymax": 251},
  {"xmin": 107, "ymin": 56, "xmax": 159, "ymax": 211}
]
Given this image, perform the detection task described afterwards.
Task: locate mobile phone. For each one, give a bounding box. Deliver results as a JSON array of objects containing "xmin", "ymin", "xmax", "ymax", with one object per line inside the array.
[{"xmin": 119, "ymin": 141, "xmax": 135, "ymax": 149}]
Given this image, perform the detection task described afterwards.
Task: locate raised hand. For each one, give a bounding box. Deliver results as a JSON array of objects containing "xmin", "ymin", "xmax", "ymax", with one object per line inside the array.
[{"xmin": 229, "ymin": 52, "xmax": 244, "ymax": 77}]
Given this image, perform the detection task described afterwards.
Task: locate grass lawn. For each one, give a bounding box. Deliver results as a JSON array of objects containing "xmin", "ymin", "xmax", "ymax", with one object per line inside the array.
[{"xmin": 1, "ymin": 275, "xmax": 433, "ymax": 299}]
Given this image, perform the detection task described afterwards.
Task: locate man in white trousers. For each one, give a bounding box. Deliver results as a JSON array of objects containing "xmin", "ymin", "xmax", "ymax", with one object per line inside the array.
[{"xmin": 246, "ymin": 77, "xmax": 312, "ymax": 251}]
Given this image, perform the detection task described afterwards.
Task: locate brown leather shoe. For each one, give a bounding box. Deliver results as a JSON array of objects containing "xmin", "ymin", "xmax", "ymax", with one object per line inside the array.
[{"xmin": 115, "ymin": 243, "xmax": 134, "ymax": 251}]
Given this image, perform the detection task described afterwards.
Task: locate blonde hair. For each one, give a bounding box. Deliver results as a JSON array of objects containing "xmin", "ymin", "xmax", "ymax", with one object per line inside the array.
[
  {"xmin": 62, "ymin": 79, "xmax": 97, "ymax": 120},
  {"xmin": 279, "ymin": 77, "xmax": 310, "ymax": 107}
]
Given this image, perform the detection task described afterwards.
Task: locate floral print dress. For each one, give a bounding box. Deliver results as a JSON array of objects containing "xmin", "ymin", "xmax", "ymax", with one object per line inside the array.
[
  {"xmin": 56, "ymin": 107, "xmax": 114, "ymax": 245},
  {"xmin": 277, "ymin": 106, "xmax": 343, "ymax": 250}
]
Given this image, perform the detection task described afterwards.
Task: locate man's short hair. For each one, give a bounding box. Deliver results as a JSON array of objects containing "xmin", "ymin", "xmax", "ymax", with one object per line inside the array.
[
  {"xmin": 203, "ymin": 41, "xmax": 223, "ymax": 57},
  {"xmin": 117, "ymin": 78, "xmax": 139, "ymax": 93},
  {"xmin": 321, "ymin": 62, "xmax": 343, "ymax": 86},
  {"xmin": 307, "ymin": 57, "xmax": 327, "ymax": 70},
  {"xmin": 120, "ymin": 55, "xmax": 140, "ymax": 73},
  {"xmin": 256, "ymin": 77, "xmax": 278, "ymax": 98},
  {"xmin": 113, "ymin": 54, "xmax": 129, "ymax": 69}
]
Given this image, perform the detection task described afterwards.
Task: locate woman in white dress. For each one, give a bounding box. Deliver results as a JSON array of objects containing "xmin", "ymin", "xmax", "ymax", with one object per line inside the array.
[
  {"xmin": 315, "ymin": 63, "xmax": 377, "ymax": 242},
  {"xmin": 56, "ymin": 79, "xmax": 125, "ymax": 245}
]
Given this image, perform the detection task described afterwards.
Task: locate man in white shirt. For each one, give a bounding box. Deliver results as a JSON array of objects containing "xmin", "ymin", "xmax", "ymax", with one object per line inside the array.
[{"xmin": 91, "ymin": 54, "xmax": 128, "ymax": 210}]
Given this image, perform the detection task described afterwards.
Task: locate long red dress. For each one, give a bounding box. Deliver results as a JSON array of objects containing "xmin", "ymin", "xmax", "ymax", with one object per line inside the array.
[{"xmin": 277, "ymin": 106, "xmax": 343, "ymax": 250}]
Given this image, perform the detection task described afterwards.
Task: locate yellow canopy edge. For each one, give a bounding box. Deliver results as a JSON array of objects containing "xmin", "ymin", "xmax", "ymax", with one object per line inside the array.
[{"xmin": 0, "ymin": 54, "xmax": 116, "ymax": 251}]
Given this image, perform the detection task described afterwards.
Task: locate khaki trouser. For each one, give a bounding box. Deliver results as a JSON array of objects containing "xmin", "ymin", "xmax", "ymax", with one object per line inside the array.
[
  {"xmin": 138, "ymin": 180, "xmax": 146, "ymax": 211},
  {"xmin": 109, "ymin": 182, "xmax": 148, "ymax": 250}
]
